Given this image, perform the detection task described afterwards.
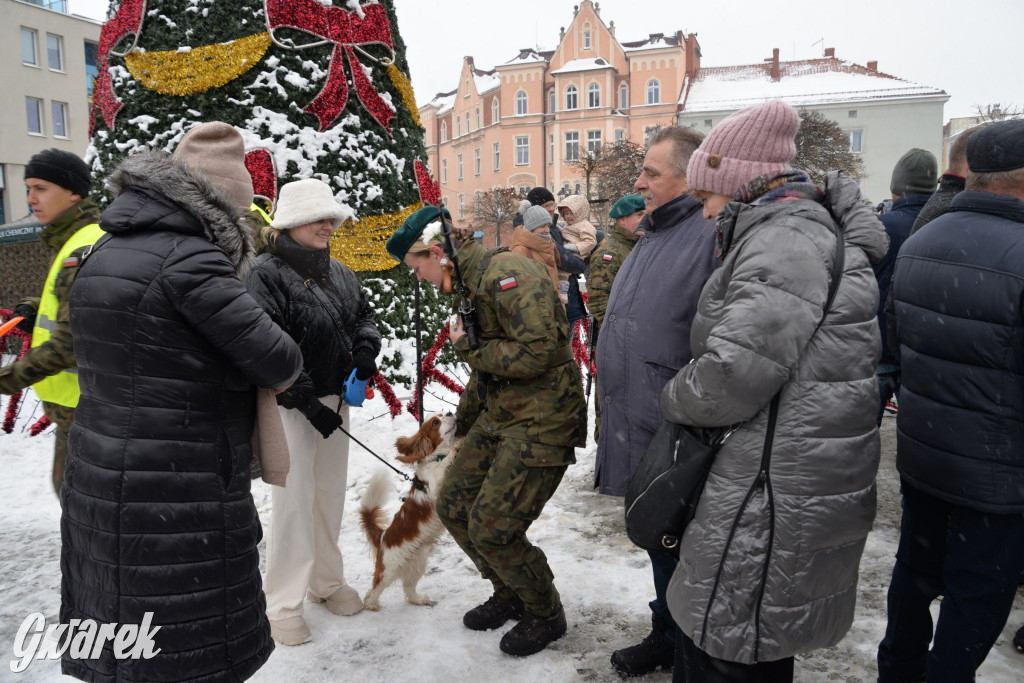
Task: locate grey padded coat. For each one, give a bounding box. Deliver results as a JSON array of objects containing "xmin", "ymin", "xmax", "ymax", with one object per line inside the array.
[{"xmin": 660, "ymin": 172, "xmax": 888, "ymax": 664}]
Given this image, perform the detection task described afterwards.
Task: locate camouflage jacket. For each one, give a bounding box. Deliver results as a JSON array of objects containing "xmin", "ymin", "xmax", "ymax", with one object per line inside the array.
[
  {"xmin": 586, "ymin": 223, "xmax": 639, "ymax": 330},
  {"xmin": 0, "ymin": 199, "xmax": 101, "ymax": 395},
  {"xmin": 451, "ymin": 240, "xmax": 587, "ymax": 454}
]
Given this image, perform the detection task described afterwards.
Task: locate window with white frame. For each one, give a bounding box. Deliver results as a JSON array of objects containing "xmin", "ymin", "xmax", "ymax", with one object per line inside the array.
[
  {"xmin": 441, "ymin": 159, "xmax": 448, "ymax": 184},
  {"xmin": 619, "ymin": 84, "xmax": 627, "ymax": 109},
  {"xmin": 492, "ymin": 98, "xmax": 499, "ymax": 123},
  {"xmin": 493, "ymin": 142, "xmax": 500, "ymax": 171},
  {"xmin": 587, "ymin": 130, "xmax": 602, "ymax": 156},
  {"xmin": 549, "ymin": 90, "xmax": 555, "ymax": 113},
  {"xmin": 441, "ymin": 121, "xmax": 447, "ymax": 142},
  {"xmin": 565, "ymin": 132, "xmax": 580, "ymax": 162},
  {"xmin": 646, "ymin": 79, "xmax": 660, "ymax": 104},
  {"xmin": 26, "ymin": 97, "xmax": 43, "ymax": 134},
  {"xmin": 565, "ymin": 85, "xmax": 578, "ymax": 110},
  {"xmin": 476, "ymin": 108, "xmax": 481, "ymax": 129},
  {"xmin": 588, "ymin": 83, "xmax": 601, "ymax": 108},
  {"xmin": 474, "ymin": 148, "xmax": 481, "ymax": 176},
  {"xmin": 456, "ymin": 117, "xmax": 461, "ymax": 137},
  {"xmin": 549, "ymin": 134, "xmax": 554, "ymax": 164},
  {"xmin": 85, "ymin": 41, "xmax": 98, "ymax": 98},
  {"xmin": 704, "ymin": 119, "xmax": 713, "ymax": 127},
  {"xmin": 614, "ymin": 129, "xmax": 625, "ymax": 145},
  {"xmin": 457, "ymin": 154, "xmax": 464, "ymax": 179},
  {"xmin": 21, "ymin": 28, "xmax": 37, "ymax": 66},
  {"xmin": 584, "ymin": 30, "xmax": 591, "ymax": 50},
  {"xmin": 475, "ymin": 190, "xmax": 482, "ymax": 208},
  {"xmin": 519, "ymin": 185, "xmax": 531, "ymax": 196},
  {"xmin": 51, "ymin": 101, "xmax": 68, "ymax": 137},
  {"xmin": 516, "ymin": 91, "xmax": 527, "ymax": 115},
  {"xmin": 644, "ymin": 126, "xmax": 658, "ymax": 145},
  {"xmin": 515, "ymin": 136, "xmax": 529, "ymax": 166},
  {"xmin": 458, "ymin": 194, "xmax": 465, "ymax": 219},
  {"xmin": 575, "ymin": 182, "xmax": 582, "ymax": 195},
  {"xmin": 846, "ymin": 130, "xmax": 863, "ymax": 153},
  {"xmin": 47, "ymin": 34, "xmax": 63, "ymax": 71},
  {"xmin": 465, "ymin": 112, "xmax": 470, "ymax": 132}
]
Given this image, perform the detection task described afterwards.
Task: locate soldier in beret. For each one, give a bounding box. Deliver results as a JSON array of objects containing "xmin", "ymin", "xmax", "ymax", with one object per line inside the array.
[{"xmin": 386, "ymin": 206, "xmax": 586, "ymax": 657}]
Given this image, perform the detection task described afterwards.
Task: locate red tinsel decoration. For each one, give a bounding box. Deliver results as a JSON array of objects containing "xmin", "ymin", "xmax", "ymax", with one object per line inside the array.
[
  {"xmin": 370, "ymin": 371, "xmax": 402, "ymax": 418},
  {"xmin": 1, "ymin": 308, "xmax": 33, "ymax": 434},
  {"xmin": 89, "ymin": 0, "xmax": 146, "ymax": 135},
  {"xmin": 265, "ymin": 0, "xmax": 395, "ymax": 132},
  {"xmin": 415, "ymin": 160, "xmax": 441, "ymax": 207},
  {"xmin": 572, "ymin": 319, "xmax": 589, "ymax": 379},
  {"xmin": 29, "ymin": 415, "xmax": 51, "ymax": 436},
  {"xmin": 245, "ymin": 149, "xmax": 278, "ymax": 209},
  {"xmin": 406, "ymin": 325, "xmax": 465, "ymax": 420}
]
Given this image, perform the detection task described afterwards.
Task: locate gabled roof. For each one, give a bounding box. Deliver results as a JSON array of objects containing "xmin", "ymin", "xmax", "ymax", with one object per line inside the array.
[
  {"xmin": 428, "ymin": 91, "xmax": 457, "ymax": 114},
  {"xmin": 502, "ymin": 48, "xmax": 554, "ymax": 66},
  {"xmin": 621, "ymin": 32, "xmax": 684, "ymax": 51},
  {"xmin": 550, "ymin": 57, "xmax": 616, "ymax": 75},
  {"xmin": 473, "ymin": 70, "xmax": 501, "ymax": 95},
  {"xmin": 680, "ymin": 57, "xmax": 947, "ymax": 112}
]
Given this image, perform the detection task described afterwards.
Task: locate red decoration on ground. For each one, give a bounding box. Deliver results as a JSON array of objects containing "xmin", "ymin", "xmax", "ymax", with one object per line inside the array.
[
  {"xmin": 89, "ymin": 0, "xmax": 146, "ymax": 135},
  {"xmin": 265, "ymin": 0, "xmax": 395, "ymax": 132},
  {"xmin": 1, "ymin": 308, "xmax": 34, "ymax": 434},
  {"xmin": 415, "ymin": 161, "xmax": 441, "ymax": 208}
]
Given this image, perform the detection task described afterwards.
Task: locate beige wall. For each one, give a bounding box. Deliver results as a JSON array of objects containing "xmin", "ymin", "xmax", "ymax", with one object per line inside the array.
[{"xmin": 1, "ymin": 0, "xmax": 100, "ymax": 223}]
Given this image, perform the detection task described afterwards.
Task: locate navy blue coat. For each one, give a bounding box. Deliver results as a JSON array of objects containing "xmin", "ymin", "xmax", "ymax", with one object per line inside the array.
[
  {"xmin": 889, "ymin": 190, "xmax": 1024, "ymax": 512},
  {"xmin": 873, "ymin": 194, "xmax": 929, "ymax": 365}
]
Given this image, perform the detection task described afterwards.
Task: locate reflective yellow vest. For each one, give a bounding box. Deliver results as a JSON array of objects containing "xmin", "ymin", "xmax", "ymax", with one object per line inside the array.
[{"xmin": 31, "ymin": 223, "xmax": 104, "ymax": 407}]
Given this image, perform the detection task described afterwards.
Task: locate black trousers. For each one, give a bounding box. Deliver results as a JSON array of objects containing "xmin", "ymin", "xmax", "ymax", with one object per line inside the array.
[{"xmin": 674, "ymin": 634, "xmax": 794, "ymax": 683}]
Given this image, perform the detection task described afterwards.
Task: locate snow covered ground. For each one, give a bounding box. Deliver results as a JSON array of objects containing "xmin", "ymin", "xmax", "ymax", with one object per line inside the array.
[{"xmin": 1, "ymin": 389, "xmax": 1022, "ymax": 682}]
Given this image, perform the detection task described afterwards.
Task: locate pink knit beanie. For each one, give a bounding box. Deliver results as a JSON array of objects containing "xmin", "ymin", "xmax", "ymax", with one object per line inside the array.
[{"xmin": 686, "ymin": 100, "xmax": 800, "ymax": 197}]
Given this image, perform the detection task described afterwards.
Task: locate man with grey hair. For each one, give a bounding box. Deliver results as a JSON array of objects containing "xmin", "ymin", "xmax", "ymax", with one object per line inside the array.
[
  {"xmin": 878, "ymin": 118, "xmax": 1024, "ymax": 682},
  {"xmin": 596, "ymin": 125, "xmax": 719, "ymax": 676}
]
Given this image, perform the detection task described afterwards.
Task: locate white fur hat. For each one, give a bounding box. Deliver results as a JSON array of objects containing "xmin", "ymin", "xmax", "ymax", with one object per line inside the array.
[{"xmin": 271, "ymin": 178, "xmax": 347, "ymax": 230}]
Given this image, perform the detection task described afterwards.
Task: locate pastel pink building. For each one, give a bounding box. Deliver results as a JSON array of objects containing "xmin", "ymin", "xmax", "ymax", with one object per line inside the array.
[{"xmin": 418, "ymin": 0, "xmax": 697, "ymax": 233}]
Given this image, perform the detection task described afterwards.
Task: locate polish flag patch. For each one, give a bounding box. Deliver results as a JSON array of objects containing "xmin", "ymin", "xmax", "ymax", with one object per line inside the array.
[
  {"xmin": 62, "ymin": 256, "xmax": 80, "ymax": 268},
  {"xmin": 602, "ymin": 253, "xmax": 613, "ymax": 261},
  {"xmin": 499, "ymin": 276, "xmax": 518, "ymax": 291}
]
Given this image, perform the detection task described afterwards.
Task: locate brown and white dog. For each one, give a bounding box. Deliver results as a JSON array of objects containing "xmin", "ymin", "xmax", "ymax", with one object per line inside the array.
[{"xmin": 359, "ymin": 413, "xmax": 459, "ymax": 611}]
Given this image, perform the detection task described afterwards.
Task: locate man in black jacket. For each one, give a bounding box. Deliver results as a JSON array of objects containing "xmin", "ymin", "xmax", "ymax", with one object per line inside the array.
[
  {"xmin": 910, "ymin": 123, "xmax": 989, "ymax": 235},
  {"xmin": 878, "ymin": 119, "xmax": 1024, "ymax": 683}
]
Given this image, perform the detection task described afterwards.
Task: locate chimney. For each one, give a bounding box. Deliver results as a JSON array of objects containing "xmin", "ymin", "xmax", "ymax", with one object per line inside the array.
[
  {"xmin": 824, "ymin": 47, "xmax": 835, "ymax": 58},
  {"xmin": 764, "ymin": 48, "xmax": 780, "ymax": 81},
  {"xmin": 867, "ymin": 60, "xmax": 878, "ymax": 71},
  {"xmin": 685, "ymin": 32, "xmax": 701, "ymax": 79}
]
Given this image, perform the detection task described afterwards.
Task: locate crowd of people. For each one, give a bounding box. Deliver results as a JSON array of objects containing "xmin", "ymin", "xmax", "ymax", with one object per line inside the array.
[{"xmin": 2, "ymin": 104, "xmax": 1023, "ymax": 682}]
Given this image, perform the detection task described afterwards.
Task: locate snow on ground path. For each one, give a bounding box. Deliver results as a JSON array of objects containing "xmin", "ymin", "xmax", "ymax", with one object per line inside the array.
[{"xmin": 0, "ymin": 392, "xmax": 1022, "ymax": 682}]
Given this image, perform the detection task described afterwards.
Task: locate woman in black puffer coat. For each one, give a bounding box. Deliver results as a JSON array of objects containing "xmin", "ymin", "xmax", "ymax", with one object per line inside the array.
[
  {"xmin": 243, "ymin": 178, "xmax": 381, "ymax": 646},
  {"xmin": 64, "ymin": 123, "xmax": 302, "ymax": 682}
]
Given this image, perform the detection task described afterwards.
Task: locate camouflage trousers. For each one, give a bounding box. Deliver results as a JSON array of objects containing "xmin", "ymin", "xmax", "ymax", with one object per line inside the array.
[
  {"xmin": 436, "ymin": 428, "xmax": 569, "ymax": 618},
  {"xmin": 43, "ymin": 401, "xmax": 75, "ymax": 497}
]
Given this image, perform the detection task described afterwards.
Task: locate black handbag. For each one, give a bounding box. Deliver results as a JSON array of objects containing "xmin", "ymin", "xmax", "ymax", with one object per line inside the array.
[{"xmin": 623, "ymin": 214, "xmax": 846, "ymax": 557}]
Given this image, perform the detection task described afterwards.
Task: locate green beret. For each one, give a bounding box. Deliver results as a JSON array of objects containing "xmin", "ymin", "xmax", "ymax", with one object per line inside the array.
[
  {"xmin": 609, "ymin": 194, "xmax": 647, "ymax": 219},
  {"xmin": 386, "ymin": 205, "xmax": 452, "ymax": 262}
]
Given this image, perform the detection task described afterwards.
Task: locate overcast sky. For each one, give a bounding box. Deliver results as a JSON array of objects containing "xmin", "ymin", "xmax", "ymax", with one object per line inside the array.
[{"xmin": 70, "ymin": 0, "xmax": 1021, "ymax": 121}]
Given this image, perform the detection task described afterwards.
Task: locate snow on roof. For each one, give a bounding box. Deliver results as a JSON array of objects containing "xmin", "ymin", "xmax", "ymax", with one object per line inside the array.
[
  {"xmin": 621, "ymin": 33, "xmax": 683, "ymax": 52},
  {"xmin": 430, "ymin": 91, "xmax": 456, "ymax": 114},
  {"xmin": 474, "ymin": 71, "xmax": 501, "ymax": 95},
  {"xmin": 502, "ymin": 48, "xmax": 550, "ymax": 65},
  {"xmin": 550, "ymin": 57, "xmax": 615, "ymax": 75},
  {"xmin": 680, "ymin": 58, "xmax": 947, "ymax": 113}
]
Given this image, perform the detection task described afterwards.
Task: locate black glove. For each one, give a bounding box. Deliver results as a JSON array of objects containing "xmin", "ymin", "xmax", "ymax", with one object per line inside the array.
[
  {"xmin": 352, "ymin": 348, "xmax": 377, "ymax": 381},
  {"xmin": 12, "ymin": 304, "xmax": 36, "ymax": 334},
  {"xmin": 303, "ymin": 399, "xmax": 344, "ymax": 439},
  {"xmin": 275, "ymin": 373, "xmax": 314, "ymax": 410}
]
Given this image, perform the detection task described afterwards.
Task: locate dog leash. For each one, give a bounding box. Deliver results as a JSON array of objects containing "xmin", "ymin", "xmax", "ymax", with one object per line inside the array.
[{"xmin": 337, "ymin": 424, "xmax": 427, "ymax": 492}]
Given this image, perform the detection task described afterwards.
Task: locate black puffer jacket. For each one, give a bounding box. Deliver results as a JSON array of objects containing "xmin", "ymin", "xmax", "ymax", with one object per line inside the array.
[
  {"xmin": 64, "ymin": 151, "xmax": 302, "ymax": 682},
  {"xmin": 243, "ymin": 232, "xmax": 381, "ymax": 407}
]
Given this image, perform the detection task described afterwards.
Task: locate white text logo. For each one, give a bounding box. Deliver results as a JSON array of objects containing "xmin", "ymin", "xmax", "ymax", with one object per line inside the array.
[{"xmin": 10, "ymin": 612, "xmax": 162, "ymax": 673}]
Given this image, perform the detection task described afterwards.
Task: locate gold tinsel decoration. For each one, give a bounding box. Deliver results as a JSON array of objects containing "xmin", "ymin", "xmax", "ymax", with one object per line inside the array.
[
  {"xmin": 330, "ymin": 203, "xmax": 422, "ymax": 272},
  {"xmin": 125, "ymin": 32, "xmax": 273, "ymax": 96},
  {"xmin": 387, "ymin": 63, "xmax": 420, "ymax": 127}
]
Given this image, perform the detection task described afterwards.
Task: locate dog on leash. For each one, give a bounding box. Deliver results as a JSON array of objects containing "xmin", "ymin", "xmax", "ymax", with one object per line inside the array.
[{"xmin": 360, "ymin": 413, "xmax": 460, "ymax": 611}]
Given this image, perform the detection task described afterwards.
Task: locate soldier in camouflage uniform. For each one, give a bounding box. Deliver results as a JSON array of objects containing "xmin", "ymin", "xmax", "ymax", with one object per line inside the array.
[
  {"xmin": 585, "ymin": 194, "xmax": 645, "ymax": 442},
  {"xmin": 387, "ymin": 205, "xmax": 586, "ymax": 657},
  {"xmin": 0, "ymin": 149, "xmax": 101, "ymax": 495}
]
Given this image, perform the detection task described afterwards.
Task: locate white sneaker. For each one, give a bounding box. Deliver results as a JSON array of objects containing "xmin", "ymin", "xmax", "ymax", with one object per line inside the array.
[
  {"xmin": 308, "ymin": 585, "xmax": 364, "ymax": 616},
  {"xmin": 269, "ymin": 615, "xmax": 311, "ymax": 646}
]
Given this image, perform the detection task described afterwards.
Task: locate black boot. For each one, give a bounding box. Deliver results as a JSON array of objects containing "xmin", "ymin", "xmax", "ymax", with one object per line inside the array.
[
  {"xmin": 463, "ymin": 593, "xmax": 524, "ymax": 631},
  {"xmin": 610, "ymin": 612, "xmax": 675, "ymax": 676},
  {"xmin": 499, "ymin": 605, "xmax": 568, "ymax": 656},
  {"xmin": 1014, "ymin": 624, "xmax": 1024, "ymax": 653}
]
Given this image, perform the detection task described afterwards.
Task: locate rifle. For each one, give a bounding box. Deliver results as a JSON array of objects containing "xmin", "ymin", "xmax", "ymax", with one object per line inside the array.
[{"xmin": 584, "ymin": 314, "xmax": 598, "ymax": 403}]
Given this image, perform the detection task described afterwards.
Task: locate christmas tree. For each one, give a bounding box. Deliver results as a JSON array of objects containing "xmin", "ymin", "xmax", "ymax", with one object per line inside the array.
[{"xmin": 87, "ymin": 0, "xmax": 460, "ymax": 401}]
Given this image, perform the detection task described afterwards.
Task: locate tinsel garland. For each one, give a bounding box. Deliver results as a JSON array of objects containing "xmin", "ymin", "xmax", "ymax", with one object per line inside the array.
[
  {"xmin": 387, "ymin": 63, "xmax": 420, "ymax": 127},
  {"xmin": 329, "ymin": 202, "xmax": 422, "ymax": 272},
  {"xmin": 1, "ymin": 310, "xmax": 32, "ymax": 434},
  {"xmin": 415, "ymin": 161, "xmax": 441, "ymax": 207},
  {"xmin": 370, "ymin": 371, "xmax": 402, "ymax": 418},
  {"xmin": 29, "ymin": 415, "xmax": 52, "ymax": 436},
  {"xmin": 571, "ymin": 319, "xmax": 589, "ymax": 379},
  {"xmin": 406, "ymin": 324, "xmax": 465, "ymax": 420},
  {"xmin": 89, "ymin": 0, "xmax": 145, "ymax": 134},
  {"xmin": 124, "ymin": 31, "xmax": 273, "ymax": 96},
  {"xmin": 245, "ymin": 149, "xmax": 279, "ymax": 208}
]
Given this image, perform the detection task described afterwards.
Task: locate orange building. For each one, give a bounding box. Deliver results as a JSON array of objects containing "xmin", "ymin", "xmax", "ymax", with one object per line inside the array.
[{"xmin": 418, "ymin": 0, "xmax": 698, "ymax": 231}]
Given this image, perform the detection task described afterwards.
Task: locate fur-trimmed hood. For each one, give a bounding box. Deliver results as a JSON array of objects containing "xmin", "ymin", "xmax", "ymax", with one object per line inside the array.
[{"xmin": 102, "ymin": 150, "xmax": 255, "ymax": 275}]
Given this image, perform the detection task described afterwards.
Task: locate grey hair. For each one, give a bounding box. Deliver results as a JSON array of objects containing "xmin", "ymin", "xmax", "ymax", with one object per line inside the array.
[
  {"xmin": 966, "ymin": 166, "xmax": 1024, "ymax": 192},
  {"xmin": 649, "ymin": 126, "xmax": 705, "ymax": 176}
]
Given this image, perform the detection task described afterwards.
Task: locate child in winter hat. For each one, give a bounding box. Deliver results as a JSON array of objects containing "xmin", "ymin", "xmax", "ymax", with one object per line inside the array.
[{"xmin": 686, "ymin": 100, "xmax": 800, "ymax": 200}]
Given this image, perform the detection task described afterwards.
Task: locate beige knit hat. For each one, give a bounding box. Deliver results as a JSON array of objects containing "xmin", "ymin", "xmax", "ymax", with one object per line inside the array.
[
  {"xmin": 271, "ymin": 178, "xmax": 348, "ymax": 230},
  {"xmin": 173, "ymin": 122, "xmax": 254, "ymax": 213}
]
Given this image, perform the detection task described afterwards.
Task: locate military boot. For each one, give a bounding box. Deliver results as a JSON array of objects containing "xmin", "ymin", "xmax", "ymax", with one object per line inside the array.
[
  {"xmin": 610, "ymin": 612, "xmax": 674, "ymax": 676},
  {"xmin": 499, "ymin": 605, "xmax": 567, "ymax": 656},
  {"xmin": 463, "ymin": 592, "xmax": 524, "ymax": 631}
]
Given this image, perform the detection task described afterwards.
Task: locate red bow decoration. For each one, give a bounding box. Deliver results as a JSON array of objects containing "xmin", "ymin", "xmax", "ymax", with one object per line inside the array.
[
  {"xmin": 415, "ymin": 160, "xmax": 441, "ymax": 207},
  {"xmin": 265, "ymin": 0, "xmax": 395, "ymax": 132},
  {"xmin": 89, "ymin": 0, "xmax": 146, "ymax": 135},
  {"xmin": 245, "ymin": 149, "xmax": 278, "ymax": 209}
]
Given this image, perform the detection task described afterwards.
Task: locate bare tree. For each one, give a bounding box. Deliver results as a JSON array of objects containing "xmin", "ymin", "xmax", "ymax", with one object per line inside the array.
[
  {"xmin": 792, "ymin": 109, "xmax": 865, "ymax": 185},
  {"xmin": 471, "ymin": 187, "xmax": 520, "ymax": 247},
  {"xmin": 972, "ymin": 103, "xmax": 1024, "ymax": 121},
  {"xmin": 565, "ymin": 140, "xmax": 646, "ymax": 229}
]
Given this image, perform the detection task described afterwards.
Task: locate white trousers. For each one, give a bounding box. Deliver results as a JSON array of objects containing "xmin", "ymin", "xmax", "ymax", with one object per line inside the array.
[{"xmin": 264, "ymin": 397, "xmax": 351, "ymax": 621}]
